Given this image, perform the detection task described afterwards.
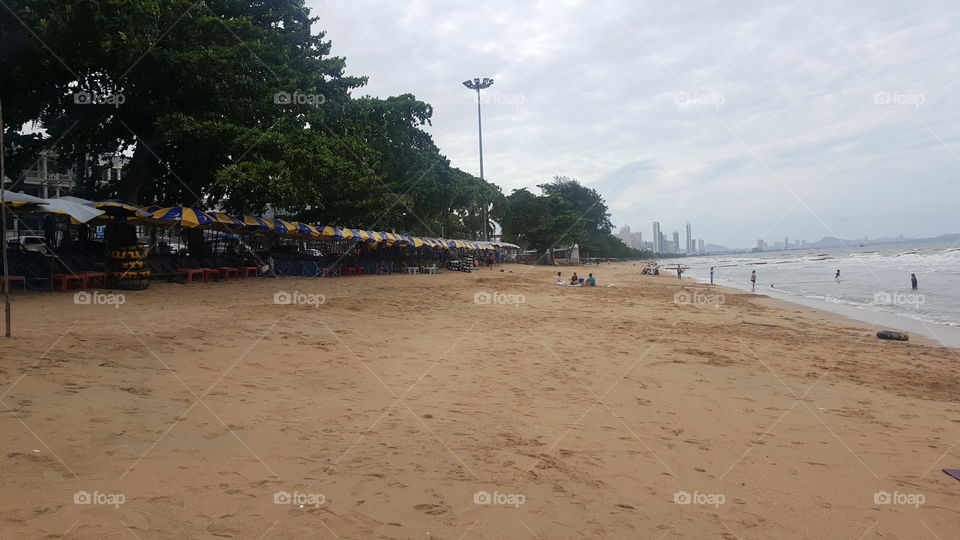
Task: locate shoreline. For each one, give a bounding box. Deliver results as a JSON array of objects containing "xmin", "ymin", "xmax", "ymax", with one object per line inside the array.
[{"xmin": 685, "ymin": 275, "xmax": 960, "ymax": 348}]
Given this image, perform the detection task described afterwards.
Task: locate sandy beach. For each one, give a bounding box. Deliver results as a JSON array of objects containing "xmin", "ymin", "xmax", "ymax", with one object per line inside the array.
[{"xmin": 1, "ymin": 263, "xmax": 958, "ymax": 539}]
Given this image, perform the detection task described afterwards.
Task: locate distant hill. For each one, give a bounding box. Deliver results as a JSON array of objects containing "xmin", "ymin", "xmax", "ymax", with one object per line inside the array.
[{"xmin": 807, "ymin": 233, "xmax": 960, "ymax": 249}]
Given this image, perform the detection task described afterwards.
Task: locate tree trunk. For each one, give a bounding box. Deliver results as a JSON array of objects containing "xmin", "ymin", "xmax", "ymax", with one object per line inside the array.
[{"xmin": 120, "ymin": 139, "xmax": 155, "ymax": 203}]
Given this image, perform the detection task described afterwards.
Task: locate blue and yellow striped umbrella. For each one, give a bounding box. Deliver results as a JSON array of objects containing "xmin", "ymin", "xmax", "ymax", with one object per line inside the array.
[
  {"xmin": 317, "ymin": 226, "xmax": 341, "ymax": 238},
  {"xmin": 337, "ymin": 227, "xmax": 354, "ymax": 239},
  {"xmin": 367, "ymin": 231, "xmax": 383, "ymax": 243},
  {"xmin": 348, "ymin": 229, "xmax": 370, "ymax": 241},
  {"xmin": 151, "ymin": 206, "xmax": 215, "ymax": 228},
  {"xmin": 93, "ymin": 200, "xmax": 151, "ymax": 218},
  {"xmin": 208, "ymin": 212, "xmax": 244, "ymax": 228},
  {"xmin": 240, "ymin": 215, "xmax": 271, "ymax": 232},
  {"xmin": 271, "ymin": 219, "xmax": 297, "ymax": 234},
  {"xmin": 295, "ymin": 222, "xmax": 321, "ymax": 237},
  {"xmin": 1, "ymin": 191, "xmax": 47, "ymax": 207}
]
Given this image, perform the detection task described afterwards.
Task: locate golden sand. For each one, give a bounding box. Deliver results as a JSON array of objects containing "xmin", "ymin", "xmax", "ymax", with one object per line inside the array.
[{"xmin": 1, "ymin": 264, "xmax": 958, "ymax": 538}]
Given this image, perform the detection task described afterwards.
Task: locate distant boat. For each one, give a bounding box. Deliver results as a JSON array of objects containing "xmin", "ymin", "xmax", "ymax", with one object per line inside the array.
[{"xmin": 809, "ymin": 257, "xmax": 833, "ymax": 261}]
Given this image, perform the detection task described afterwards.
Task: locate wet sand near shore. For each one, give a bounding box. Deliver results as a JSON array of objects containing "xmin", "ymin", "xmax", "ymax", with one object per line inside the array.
[{"xmin": 1, "ymin": 263, "xmax": 958, "ymax": 538}]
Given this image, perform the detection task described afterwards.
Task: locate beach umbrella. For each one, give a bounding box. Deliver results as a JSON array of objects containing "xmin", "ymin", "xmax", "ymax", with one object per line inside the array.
[
  {"xmin": 89, "ymin": 199, "xmax": 151, "ymax": 218},
  {"xmin": 240, "ymin": 215, "xmax": 271, "ymax": 232},
  {"xmin": 151, "ymin": 206, "xmax": 215, "ymax": 228},
  {"xmin": 347, "ymin": 229, "xmax": 369, "ymax": 241},
  {"xmin": 270, "ymin": 219, "xmax": 297, "ymax": 235},
  {"xmin": 207, "ymin": 212, "xmax": 244, "ymax": 228},
  {"xmin": 410, "ymin": 236, "xmax": 425, "ymax": 248},
  {"xmin": 367, "ymin": 231, "xmax": 384, "ymax": 243},
  {"xmin": 1, "ymin": 191, "xmax": 47, "ymax": 207},
  {"xmin": 24, "ymin": 198, "xmax": 103, "ymax": 223},
  {"xmin": 337, "ymin": 227, "xmax": 354, "ymax": 239},
  {"xmin": 317, "ymin": 225, "xmax": 341, "ymax": 239},
  {"xmin": 295, "ymin": 222, "xmax": 321, "ymax": 238}
]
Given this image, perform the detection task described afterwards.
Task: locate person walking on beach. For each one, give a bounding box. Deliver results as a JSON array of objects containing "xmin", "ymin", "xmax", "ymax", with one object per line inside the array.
[
  {"xmin": 911, "ymin": 273, "xmax": 918, "ymax": 290},
  {"xmin": 710, "ymin": 266, "xmax": 715, "ymax": 284},
  {"xmin": 750, "ymin": 269, "xmax": 757, "ymax": 291},
  {"xmin": 835, "ymin": 269, "xmax": 841, "ymax": 281},
  {"xmin": 677, "ymin": 266, "xmax": 682, "ymax": 279}
]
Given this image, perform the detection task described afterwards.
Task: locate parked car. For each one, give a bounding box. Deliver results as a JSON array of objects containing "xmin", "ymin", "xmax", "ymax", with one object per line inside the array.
[{"xmin": 7, "ymin": 236, "xmax": 52, "ymax": 255}]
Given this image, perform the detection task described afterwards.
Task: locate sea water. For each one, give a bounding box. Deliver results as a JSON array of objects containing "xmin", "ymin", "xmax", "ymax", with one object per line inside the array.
[{"xmin": 665, "ymin": 240, "xmax": 960, "ymax": 345}]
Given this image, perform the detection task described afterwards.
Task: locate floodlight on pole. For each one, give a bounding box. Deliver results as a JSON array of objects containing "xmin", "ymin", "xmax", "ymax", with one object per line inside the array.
[{"xmin": 462, "ymin": 76, "xmax": 494, "ymax": 241}]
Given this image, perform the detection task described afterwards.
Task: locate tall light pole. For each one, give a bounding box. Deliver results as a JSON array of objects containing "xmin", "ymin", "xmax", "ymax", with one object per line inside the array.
[
  {"xmin": 0, "ymin": 97, "xmax": 9, "ymax": 337},
  {"xmin": 463, "ymin": 77, "xmax": 493, "ymax": 241}
]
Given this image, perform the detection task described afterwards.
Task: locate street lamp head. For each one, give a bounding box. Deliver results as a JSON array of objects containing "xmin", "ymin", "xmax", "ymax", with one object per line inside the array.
[{"xmin": 463, "ymin": 77, "xmax": 494, "ymax": 91}]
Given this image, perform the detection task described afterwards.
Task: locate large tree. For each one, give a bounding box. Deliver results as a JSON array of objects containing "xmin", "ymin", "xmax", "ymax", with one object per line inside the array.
[
  {"xmin": 1, "ymin": 0, "xmax": 499, "ymax": 234},
  {"xmin": 500, "ymin": 178, "xmax": 647, "ymax": 258}
]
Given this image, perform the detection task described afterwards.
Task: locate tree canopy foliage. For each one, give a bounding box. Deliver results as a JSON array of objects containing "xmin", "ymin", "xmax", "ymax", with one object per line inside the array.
[
  {"xmin": 498, "ymin": 176, "xmax": 648, "ymax": 259},
  {"xmin": 0, "ymin": 0, "xmax": 500, "ymax": 238}
]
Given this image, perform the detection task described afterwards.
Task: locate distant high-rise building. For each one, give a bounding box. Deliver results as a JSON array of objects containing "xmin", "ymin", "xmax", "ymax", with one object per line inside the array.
[
  {"xmin": 698, "ymin": 239, "xmax": 704, "ymax": 252},
  {"xmin": 685, "ymin": 223, "xmax": 692, "ymax": 253},
  {"xmin": 653, "ymin": 221, "xmax": 661, "ymax": 253},
  {"xmin": 672, "ymin": 231, "xmax": 680, "ymax": 253},
  {"xmin": 801, "ymin": 239, "xmax": 807, "ymax": 248},
  {"xmin": 757, "ymin": 239, "xmax": 766, "ymax": 251},
  {"xmin": 618, "ymin": 225, "xmax": 632, "ymax": 246},
  {"xmin": 784, "ymin": 236, "xmax": 789, "ymax": 250}
]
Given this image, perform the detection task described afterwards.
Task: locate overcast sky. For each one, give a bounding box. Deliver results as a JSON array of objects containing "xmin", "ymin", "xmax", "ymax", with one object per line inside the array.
[{"xmin": 310, "ymin": 0, "xmax": 960, "ymax": 248}]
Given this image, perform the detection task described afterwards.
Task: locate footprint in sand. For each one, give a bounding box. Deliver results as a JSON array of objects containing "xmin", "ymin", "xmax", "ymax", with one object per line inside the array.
[{"xmin": 414, "ymin": 503, "xmax": 448, "ymax": 515}]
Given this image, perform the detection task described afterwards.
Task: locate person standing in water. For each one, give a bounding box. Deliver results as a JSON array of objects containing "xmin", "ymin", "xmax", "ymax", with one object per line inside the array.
[
  {"xmin": 835, "ymin": 269, "xmax": 841, "ymax": 281},
  {"xmin": 750, "ymin": 269, "xmax": 757, "ymax": 291},
  {"xmin": 911, "ymin": 273, "xmax": 918, "ymax": 290},
  {"xmin": 710, "ymin": 266, "xmax": 715, "ymax": 284}
]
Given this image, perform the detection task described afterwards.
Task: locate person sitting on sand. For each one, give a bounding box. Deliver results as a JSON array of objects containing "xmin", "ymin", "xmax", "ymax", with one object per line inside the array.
[
  {"xmin": 555, "ymin": 271, "xmax": 565, "ymax": 285},
  {"xmin": 570, "ymin": 272, "xmax": 579, "ymax": 284},
  {"xmin": 586, "ymin": 273, "xmax": 596, "ymax": 287}
]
